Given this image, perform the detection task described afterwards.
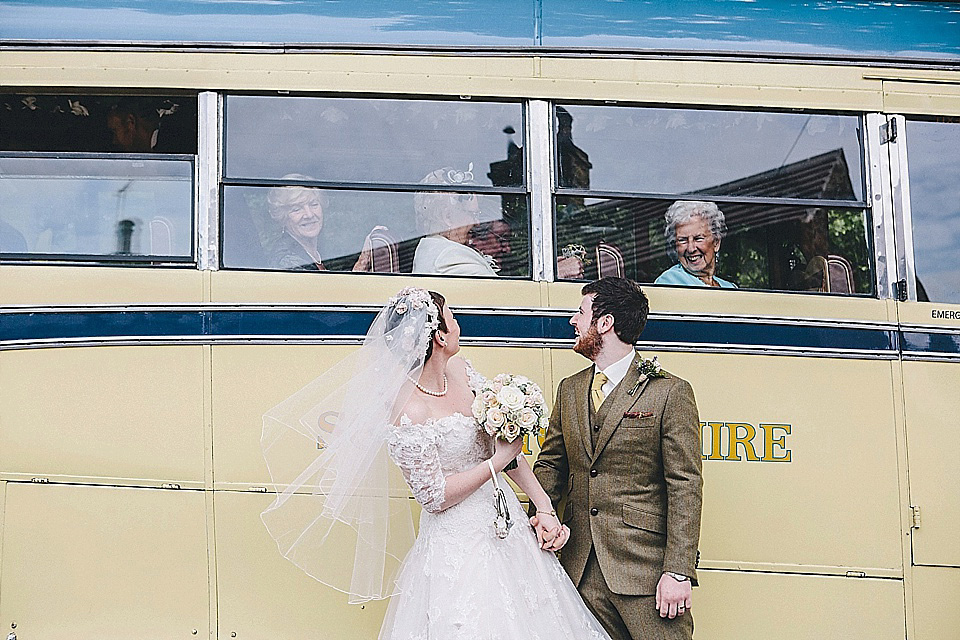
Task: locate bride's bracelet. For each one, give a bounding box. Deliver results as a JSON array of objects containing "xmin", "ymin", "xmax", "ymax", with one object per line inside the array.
[{"xmin": 536, "ymin": 507, "xmax": 557, "ymax": 518}]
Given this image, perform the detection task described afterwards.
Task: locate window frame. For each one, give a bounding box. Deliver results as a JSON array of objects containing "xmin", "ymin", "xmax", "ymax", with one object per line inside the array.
[
  {"xmin": 547, "ymin": 101, "xmax": 878, "ymax": 296},
  {"xmin": 0, "ymin": 150, "xmax": 198, "ymax": 266},
  {"xmin": 217, "ymin": 92, "xmax": 534, "ymax": 279}
]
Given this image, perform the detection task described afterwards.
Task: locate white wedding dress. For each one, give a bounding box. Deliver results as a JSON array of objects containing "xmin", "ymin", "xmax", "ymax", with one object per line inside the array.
[{"xmin": 381, "ymin": 368, "xmax": 612, "ymax": 639}]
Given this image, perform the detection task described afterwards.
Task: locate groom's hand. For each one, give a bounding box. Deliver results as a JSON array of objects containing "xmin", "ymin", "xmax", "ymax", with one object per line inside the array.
[
  {"xmin": 529, "ymin": 514, "xmax": 564, "ymax": 550},
  {"xmin": 655, "ymin": 573, "xmax": 692, "ymax": 619}
]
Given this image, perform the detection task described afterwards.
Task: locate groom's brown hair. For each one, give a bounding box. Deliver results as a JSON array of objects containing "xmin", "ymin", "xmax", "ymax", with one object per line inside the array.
[{"xmin": 581, "ymin": 277, "xmax": 649, "ymax": 345}]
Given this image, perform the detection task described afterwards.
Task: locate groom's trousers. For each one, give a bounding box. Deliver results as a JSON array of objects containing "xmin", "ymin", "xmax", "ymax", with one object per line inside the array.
[{"xmin": 580, "ymin": 549, "xmax": 694, "ymax": 640}]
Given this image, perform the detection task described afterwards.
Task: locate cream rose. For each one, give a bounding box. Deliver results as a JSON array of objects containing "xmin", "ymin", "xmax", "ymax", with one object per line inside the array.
[
  {"xmin": 502, "ymin": 421, "xmax": 522, "ymax": 441},
  {"xmin": 497, "ymin": 386, "xmax": 525, "ymax": 411},
  {"xmin": 471, "ymin": 396, "xmax": 486, "ymax": 423},
  {"xmin": 485, "ymin": 407, "xmax": 506, "ymax": 431},
  {"xmin": 518, "ymin": 408, "xmax": 539, "ymax": 430}
]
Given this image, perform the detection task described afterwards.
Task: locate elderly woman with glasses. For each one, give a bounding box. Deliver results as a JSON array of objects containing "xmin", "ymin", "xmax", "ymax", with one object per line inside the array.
[
  {"xmin": 412, "ymin": 166, "xmax": 584, "ymax": 278},
  {"xmin": 412, "ymin": 167, "xmax": 501, "ymax": 277},
  {"xmin": 654, "ymin": 200, "xmax": 736, "ymax": 288}
]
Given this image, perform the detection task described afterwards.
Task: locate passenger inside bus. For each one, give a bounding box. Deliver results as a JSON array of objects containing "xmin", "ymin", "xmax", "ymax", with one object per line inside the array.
[
  {"xmin": 467, "ymin": 219, "xmax": 513, "ymax": 273},
  {"xmin": 654, "ymin": 200, "xmax": 737, "ymax": 288},
  {"xmin": 266, "ymin": 175, "xmax": 382, "ymax": 272},
  {"xmin": 411, "ymin": 167, "xmax": 500, "ymax": 276},
  {"xmin": 106, "ymin": 97, "xmax": 197, "ymax": 154},
  {"xmin": 413, "ymin": 166, "xmax": 583, "ymax": 278}
]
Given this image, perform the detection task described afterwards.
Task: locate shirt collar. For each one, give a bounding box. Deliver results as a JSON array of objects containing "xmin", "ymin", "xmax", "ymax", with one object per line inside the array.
[{"xmin": 600, "ymin": 349, "xmax": 636, "ymax": 389}]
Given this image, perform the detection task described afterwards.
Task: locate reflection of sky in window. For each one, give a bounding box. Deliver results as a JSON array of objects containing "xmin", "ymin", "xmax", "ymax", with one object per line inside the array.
[
  {"xmin": 907, "ymin": 120, "xmax": 960, "ymax": 304},
  {"xmin": 225, "ymin": 97, "xmax": 522, "ymax": 186},
  {"xmin": 561, "ymin": 106, "xmax": 863, "ymax": 201},
  {"xmin": 1, "ymin": 0, "xmax": 957, "ymax": 59}
]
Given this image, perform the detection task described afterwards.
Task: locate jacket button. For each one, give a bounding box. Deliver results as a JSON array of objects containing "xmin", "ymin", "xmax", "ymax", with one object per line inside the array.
[
  {"xmin": 590, "ymin": 508, "xmax": 598, "ymax": 516},
  {"xmin": 590, "ymin": 469, "xmax": 598, "ymax": 477},
  {"xmin": 593, "ymin": 425, "xmax": 600, "ymax": 432}
]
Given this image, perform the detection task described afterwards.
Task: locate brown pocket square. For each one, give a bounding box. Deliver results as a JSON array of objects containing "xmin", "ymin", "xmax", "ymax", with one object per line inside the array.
[{"xmin": 623, "ymin": 411, "xmax": 654, "ymax": 418}]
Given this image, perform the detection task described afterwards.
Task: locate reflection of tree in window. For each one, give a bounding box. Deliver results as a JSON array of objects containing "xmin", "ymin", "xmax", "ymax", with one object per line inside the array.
[{"xmin": 560, "ymin": 146, "xmax": 872, "ymax": 293}]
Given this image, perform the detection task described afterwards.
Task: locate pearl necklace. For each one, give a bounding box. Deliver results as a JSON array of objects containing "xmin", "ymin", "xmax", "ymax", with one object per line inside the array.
[{"xmin": 413, "ymin": 374, "xmax": 448, "ymax": 397}]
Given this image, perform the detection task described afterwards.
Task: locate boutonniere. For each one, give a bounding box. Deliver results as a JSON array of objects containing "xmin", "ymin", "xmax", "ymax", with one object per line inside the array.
[{"xmin": 628, "ymin": 356, "xmax": 665, "ymax": 395}]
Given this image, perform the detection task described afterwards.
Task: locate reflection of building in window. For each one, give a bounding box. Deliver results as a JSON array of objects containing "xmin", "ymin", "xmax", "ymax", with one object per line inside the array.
[
  {"xmin": 556, "ymin": 106, "xmax": 592, "ymax": 193},
  {"xmin": 559, "ymin": 148, "xmax": 871, "ymax": 293}
]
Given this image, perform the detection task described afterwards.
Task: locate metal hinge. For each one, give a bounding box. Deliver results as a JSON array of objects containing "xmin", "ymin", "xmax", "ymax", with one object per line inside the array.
[
  {"xmin": 910, "ymin": 505, "xmax": 921, "ymax": 529},
  {"xmin": 160, "ymin": 483, "xmax": 181, "ymax": 490},
  {"xmin": 894, "ymin": 279, "xmax": 908, "ymax": 301},
  {"xmin": 880, "ymin": 118, "xmax": 898, "ymax": 144},
  {"xmin": 30, "ymin": 477, "xmax": 49, "ymax": 483}
]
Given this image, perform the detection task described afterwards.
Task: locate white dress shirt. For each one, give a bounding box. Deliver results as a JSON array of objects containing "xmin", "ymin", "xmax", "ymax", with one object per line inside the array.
[{"xmin": 598, "ymin": 350, "xmax": 636, "ymax": 397}]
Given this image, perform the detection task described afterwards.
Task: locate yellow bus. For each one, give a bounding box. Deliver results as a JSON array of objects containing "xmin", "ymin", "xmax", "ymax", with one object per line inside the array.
[{"xmin": 1, "ymin": 2, "xmax": 958, "ymax": 638}]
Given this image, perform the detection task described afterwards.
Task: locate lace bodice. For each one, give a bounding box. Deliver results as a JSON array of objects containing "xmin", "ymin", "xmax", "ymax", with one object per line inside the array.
[{"xmin": 386, "ymin": 361, "xmax": 493, "ymax": 514}]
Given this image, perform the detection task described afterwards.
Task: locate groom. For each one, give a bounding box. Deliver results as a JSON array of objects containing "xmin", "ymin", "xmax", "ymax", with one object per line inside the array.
[{"xmin": 532, "ymin": 277, "xmax": 702, "ymax": 640}]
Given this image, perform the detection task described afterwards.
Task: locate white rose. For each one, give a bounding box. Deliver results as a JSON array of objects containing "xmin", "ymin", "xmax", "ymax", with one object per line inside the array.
[
  {"xmin": 518, "ymin": 408, "xmax": 539, "ymax": 430},
  {"xmin": 486, "ymin": 408, "xmax": 506, "ymax": 431},
  {"xmin": 497, "ymin": 386, "xmax": 525, "ymax": 411},
  {"xmin": 471, "ymin": 396, "xmax": 486, "ymax": 422},
  {"xmin": 502, "ymin": 421, "xmax": 521, "ymax": 441},
  {"xmin": 539, "ymin": 414, "xmax": 550, "ymax": 429},
  {"xmin": 481, "ymin": 390, "xmax": 498, "ymax": 406}
]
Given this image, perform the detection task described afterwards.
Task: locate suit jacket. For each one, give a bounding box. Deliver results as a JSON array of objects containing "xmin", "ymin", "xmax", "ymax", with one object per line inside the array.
[{"xmin": 533, "ymin": 352, "xmax": 703, "ymax": 596}]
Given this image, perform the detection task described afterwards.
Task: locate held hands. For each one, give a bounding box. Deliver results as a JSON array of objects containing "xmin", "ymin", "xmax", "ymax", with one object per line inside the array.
[
  {"xmin": 491, "ymin": 437, "xmax": 524, "ymax": 472},
  {"xmin": 655, "ymin": 572, "xmax": 692, "ymax": 619},
  {"xmin": 528, "ymin": 513, "xmax": 569, "ymax": 552}
]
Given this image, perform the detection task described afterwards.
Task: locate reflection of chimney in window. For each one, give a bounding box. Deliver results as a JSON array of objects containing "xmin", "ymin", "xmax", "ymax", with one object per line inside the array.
[{"xmin": 117, "ymin": 219, "xmax": 135, "ymax": 254}]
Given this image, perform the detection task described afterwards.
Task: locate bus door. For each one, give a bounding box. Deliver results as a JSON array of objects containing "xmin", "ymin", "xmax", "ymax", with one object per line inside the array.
[{"xmin": 882, "ymin": 112, "xmax": 960, "ymax": 636}]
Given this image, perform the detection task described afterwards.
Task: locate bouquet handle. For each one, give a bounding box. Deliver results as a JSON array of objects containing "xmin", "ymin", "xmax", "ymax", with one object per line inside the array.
[{"xmin": 487, "ymin": 459, "xmax": 514, "ymax": 539}]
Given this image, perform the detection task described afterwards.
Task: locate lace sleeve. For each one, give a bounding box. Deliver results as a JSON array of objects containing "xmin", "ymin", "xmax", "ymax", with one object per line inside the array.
[
  {"xmin": 387, "ymin": 420, "xmax": 446, "ymax": 514},
  {"xmin": 462, "ymin": 358, "xmax": 486, "ymax": 393}
]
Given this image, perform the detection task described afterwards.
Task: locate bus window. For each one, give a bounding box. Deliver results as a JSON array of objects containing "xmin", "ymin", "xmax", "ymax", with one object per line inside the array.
[
  {"xmin": 905, "ymin": 118, "xmax": 960, "ymax": 304},
  {"xmin": 0, "ymin": 94, "xmax": 197, "ymax": 261},
  {"xmin": 223, "ymin": 96, "xmax": 523, "ymax": 186},
  {"xmin": 0, "ymin": 155, "xmax": 194, "ymax": 260},
  {"xmin": 557, "ymin": 197, "xmax": 872, "ymax": 293},
  {"xmin": 221, "ymin": 182, "xmax": 530, "ymax": 277},
  {"xmin": 553, "ymin": 104, "xmax": 872, "ymax": 294},
  {"xmin": 0, "ymin": 94, "xmax": 197, "ymax": 154},
  {"xmin": 221, "ymin": 96, "xmax": 530, "ymax": 277}
]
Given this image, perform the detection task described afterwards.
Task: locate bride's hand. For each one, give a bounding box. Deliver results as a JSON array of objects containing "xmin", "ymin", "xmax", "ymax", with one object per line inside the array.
[{"xmin": 491, "ymin": 437, "xmax": 524, "ymax": 472}]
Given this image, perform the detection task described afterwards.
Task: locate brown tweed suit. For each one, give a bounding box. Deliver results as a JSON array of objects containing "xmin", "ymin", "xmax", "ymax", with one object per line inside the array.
[{"xmin": 533, "ymin": 353, "xmax": 702, "ymax": 640}]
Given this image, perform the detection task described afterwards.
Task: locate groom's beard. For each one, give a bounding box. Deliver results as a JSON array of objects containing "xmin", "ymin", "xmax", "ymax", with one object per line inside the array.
[{"xmin": 573, "ymin": 323, "xmax": 602, "ymax": 361}]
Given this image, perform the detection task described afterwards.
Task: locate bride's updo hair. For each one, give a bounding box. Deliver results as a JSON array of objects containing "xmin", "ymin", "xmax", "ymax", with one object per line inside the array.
[
  {"xmin": 383, "ymin": 289, "xmax": 448, "ymax": 364},
  {"xmin": 423, "ymin": 291, "xmax": 448, "ymax": 362}
]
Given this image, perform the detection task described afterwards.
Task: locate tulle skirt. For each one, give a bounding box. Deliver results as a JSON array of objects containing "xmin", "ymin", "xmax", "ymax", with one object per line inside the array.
[{"xmin": 379, "ymin": 479, "xmax": 611, "ymax": 640}]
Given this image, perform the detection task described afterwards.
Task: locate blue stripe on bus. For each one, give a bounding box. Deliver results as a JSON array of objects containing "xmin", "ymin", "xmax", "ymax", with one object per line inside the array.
[{"xmin": 0, "ymin": 309, "xmax": 942, "ymax": 354}]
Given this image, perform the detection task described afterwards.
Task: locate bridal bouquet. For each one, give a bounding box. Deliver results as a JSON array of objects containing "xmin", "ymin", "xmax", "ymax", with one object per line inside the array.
[{"xmin": 472, "ymin": 373, "xmax": 549, "ymax": 471}]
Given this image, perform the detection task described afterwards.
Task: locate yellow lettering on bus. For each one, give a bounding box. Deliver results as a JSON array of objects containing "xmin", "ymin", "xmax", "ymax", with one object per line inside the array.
[
  {"xmin": 760, "ymin": 423, "xmax": 792, "ymax": 462},
  {"xmin": 726, "ymin": 423, "xmax": 761, "ymax": 461}
]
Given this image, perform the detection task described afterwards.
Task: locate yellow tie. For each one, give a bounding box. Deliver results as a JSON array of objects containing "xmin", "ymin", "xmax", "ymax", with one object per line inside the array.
[{"xmin": 591, "ymin": 371, "xmax": 609, "ymax": 410}]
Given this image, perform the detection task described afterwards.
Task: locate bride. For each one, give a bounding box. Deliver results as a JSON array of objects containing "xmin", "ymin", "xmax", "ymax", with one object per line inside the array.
[{"xmin": 261, "ymin": 286, "xmax": 613, "ymax": 639}]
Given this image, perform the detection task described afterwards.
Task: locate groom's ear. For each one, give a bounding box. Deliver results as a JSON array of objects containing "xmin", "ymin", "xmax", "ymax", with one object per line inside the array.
[{"xmin": 596, "ymin": 313, "xmax": 615, "ymax": 335}]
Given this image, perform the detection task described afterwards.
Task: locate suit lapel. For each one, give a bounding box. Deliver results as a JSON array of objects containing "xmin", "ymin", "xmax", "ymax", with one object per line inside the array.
[
  {"xmin": 592, "ymin": 353, "xmax": 649, "ymax": 461},
  {"xmin": 573, "ymin": 368, "xmax": 593, "ymax": 459}
]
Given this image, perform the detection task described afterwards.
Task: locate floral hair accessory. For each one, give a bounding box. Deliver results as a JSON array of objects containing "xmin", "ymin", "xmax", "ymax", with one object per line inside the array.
[
  {"xmin": 386, "ymin": 287, "xmax": 441, "ymax": 357},
  {"xmin": 628, "ymin": 356, "xmax": 666, "ymax": 395},
  {"xmin": 445, "ymin": 163, "xmax": 474, "ymax": 184}
]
